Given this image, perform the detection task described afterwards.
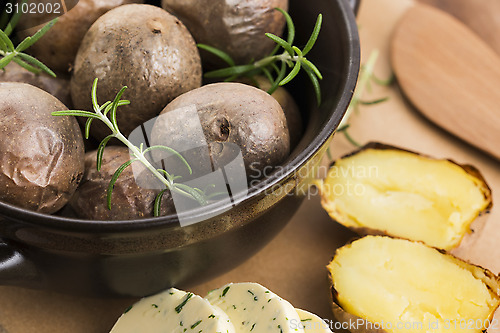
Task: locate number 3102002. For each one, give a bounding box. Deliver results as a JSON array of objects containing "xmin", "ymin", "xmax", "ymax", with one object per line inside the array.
[{"xmin": 5, "ymin": 2, "xmax": 62, "ymax": 14}]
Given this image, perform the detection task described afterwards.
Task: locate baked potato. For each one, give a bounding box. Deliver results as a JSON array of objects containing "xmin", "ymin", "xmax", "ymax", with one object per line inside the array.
[
  {"xmin": 327, "ymin": 236, "xmax": 500, "ymax": 333},
  {"xmin": 0, "ymin": 82, "xmax": 84, "ymax": 213},
  {"xmin": 161, "ymin": 0, "xmax": 288, "ymax": 66},
  {"xmin": 71, "ymin": 4, "xmax": 202, "ymax": 140},
  {"xmin": 316, "ymin": 143, "xmax": 492, "ymax": 250}
]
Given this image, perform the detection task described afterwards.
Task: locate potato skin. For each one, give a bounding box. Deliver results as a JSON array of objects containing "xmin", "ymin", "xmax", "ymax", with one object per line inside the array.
[
  {"xmin": 161, "ymin": 0, "xmax": 288, "ymax": 65},
  {"xmin": 17, "ymin": 0, "xmax": 144, "ymax": 75},
  {"xmin": 0, "ymin": 62, "xmax": 72, "ymax": 107},
  {"xmin": 150, "ymin": 82, "xmax": 290, "ymax": 178},
  {"xmin": 71, "ymin": 4, "xmax": 202, "ymax": 140},
  {"xmin": 238, "ymin": 76, "xmax": 302, "ymax": 149},
  {"xmin": 70, "ymin": 146, "xmax": 175, "ymax": 220},
  {"xmin": 0, "ymin": 82, "xmax": 85, "ymax": 214}
]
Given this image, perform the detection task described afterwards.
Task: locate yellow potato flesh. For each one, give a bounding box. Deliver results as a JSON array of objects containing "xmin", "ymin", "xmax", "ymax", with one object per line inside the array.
[
  {"xmin": 328, "ymin": 236, "xmax": 500, "ymax": 333},
  {"xmin": 319, "ymin": 149, "xmax": 489, "ymax": 250}
]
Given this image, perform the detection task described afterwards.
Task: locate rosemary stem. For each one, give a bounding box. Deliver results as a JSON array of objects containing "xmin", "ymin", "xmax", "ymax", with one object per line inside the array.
[
  {"xmin": 253, "ymin": 52, "xmax": 297, "ymax": 68},
  {"xmin": 111, "ymin": 126, "xmax": 196, "ymax": 201}
]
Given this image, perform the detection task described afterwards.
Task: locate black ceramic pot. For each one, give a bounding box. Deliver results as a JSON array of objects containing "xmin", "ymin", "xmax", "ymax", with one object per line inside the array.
[{"xmin": 0, "ymin": 0, "xmax": 360, "ymax": 297}]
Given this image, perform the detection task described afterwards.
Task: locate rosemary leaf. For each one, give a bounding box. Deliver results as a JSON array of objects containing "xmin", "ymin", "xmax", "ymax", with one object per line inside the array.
[
  {"xmin": 18, "ymin": 52, "xmax": 55, "ymax": 77},
  {"xmin": 0, "ymin": 52, "xmax": 16, "ymax": 69},
  {"xmin": 276, "ymin": 8, "xmax": 295, "ymax": 45},
  {"xmin": 91, "ymin": 78, "xmax": 100, "ymax": 111},
  {"xmin": 0, "ymin": 29, "xmax": 14, "ymax": 51},
  {"xmin": 204, "ymin": 64, "xmax": 255, "ymax": 79},
  {"xmin": 0, "ymin": 37, "xmax": 6, "ymax": 52},
  {"xmin": 359, "ymin": 97, "xmax": 390, "ymax": 105},
  {"xmin": 174, "ymin": 183, "xmax": 208, "ymax": 206},
  {"xmin": 279, "ymin": 60, "xmax": 301, "ymax": 86},
  {"xmin": 107, "ymin": 159, "xmax": 137, "ymax": 210},
  {"xmin": 302, "ymin": 58, "xmax": 323, "ymax": 80},
  {"xmin": 52, "ymin": 110, "xmax": 102, "ymax": 118},
  {"xmin": 154, "ymin": 189, "xmax": 167, "ymax": 217},
  {"xmin": 3, "ymin": 0, "xmax": 26, "ymax": 37},
  {"xmin": 337, "ymin": 124, "xmax": 350, "ymax": 132},
  {"xmin": 24, "ymin": 17, "xmax": 56, "ymax": 48},
  {"xmin": 12, "ymin": 56, "xmax": 41, "ymax": 73},
  {"xmin": 110, "ymin": 86, "xmax": 128, "ymax": 130},
  {"xmin": 143, "ymin": 145, "xmax": 193, "ymax": 175},
  {"xmin": 343, "ymin": 129, "xmax": 361, "ymax": 147},
  {"xmin": 265, "ymin": 33, "xmax": 294, "ymax": 56},
  {"xmin": 84, "ymin": 118, "xmax": 93, "ymax": 139},
  {"xmin": 261, "ymin": 67, "xmax": 274, "ymax": 85},
  {"xmin": 302, "ymin": 14, "xmax": 323, "ymax": 56},
  {"xmin": 96, "ymin": 135, "xmax": 115, "ymax": 171},
  {"xmin": 266, "ymin": 61, "xmax": 286, "ymax": 95},
  {"xmin": 14, "ymin": 37, "xmax": 32, "ymax": 53},
  {"xmin": 15, "ymin": 18, "xmax": 58, "ymax": 53},
  {"xmin": 303, "ymin": 66, "xmax": 322, "ymax": 105},
  {"xmin": 197, "ymin": 43, "xmax": 235, "ymax": 67}
]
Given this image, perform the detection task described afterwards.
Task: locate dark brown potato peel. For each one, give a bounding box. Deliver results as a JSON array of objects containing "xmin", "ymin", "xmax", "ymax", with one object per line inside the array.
[
  {"xmin": 70, "ymin": 146, "xmax": 175, "ymax": 220},
  {"xmin": 161, "ymin": 0, "xmax": 288, "ymax": 66},
  {"xmin": 71, "ymin": 4, "xmax": 202, "ymax": 140},
  {"xmin": 0, "ymin": 82, "xmax": 85, "ymax": 214}
]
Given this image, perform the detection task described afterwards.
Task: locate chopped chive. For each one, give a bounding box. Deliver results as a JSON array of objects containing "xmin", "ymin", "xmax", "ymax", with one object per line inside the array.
[{"xmin": 175, "ymin": 293, "xmax": 193, "ymax": 313}]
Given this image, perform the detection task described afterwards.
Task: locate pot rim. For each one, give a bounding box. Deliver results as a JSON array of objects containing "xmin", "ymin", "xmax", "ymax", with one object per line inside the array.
[{"xmin": 0, "ymin": 0, "xmax": 360, "ymax": 233}]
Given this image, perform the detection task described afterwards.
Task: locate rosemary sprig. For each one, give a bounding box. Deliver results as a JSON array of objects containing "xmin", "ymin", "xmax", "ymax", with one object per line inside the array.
[
  {"xmin": 52, "ymin": 78, "xmax": 211, "ymax": 216},
  {"xmin": 198, "ymin": 8, "xmax": 323, "ymax": 104},
  {"xmin": 336, "ymin": 49, "xmax": 392, "ymax": 148},
  {"xmin": 0, "ymin": 1, "xmax": 57, "ymax": 77}
]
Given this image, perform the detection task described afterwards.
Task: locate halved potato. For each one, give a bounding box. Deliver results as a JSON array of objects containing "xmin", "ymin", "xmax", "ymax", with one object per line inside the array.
[
  {"xmin": 316, "ymin": 143, "xmax": 491, "ymax": 250},
  {"xmin": 327, "ymin": 236, "xmax": 500, "ymax": 333}
]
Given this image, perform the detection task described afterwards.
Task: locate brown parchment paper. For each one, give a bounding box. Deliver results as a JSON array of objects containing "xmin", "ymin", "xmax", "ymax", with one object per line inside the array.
[{"xmin": 1, "ymin": 0, "xmax": 500, "ymax": 332}]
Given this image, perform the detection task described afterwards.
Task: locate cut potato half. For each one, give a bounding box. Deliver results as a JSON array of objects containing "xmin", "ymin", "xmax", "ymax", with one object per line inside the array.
[
  {"xmin": 327, "ymin": 236, "xmax": 500, "ymax": 333},
  {"xmin": 317, "ymin": 143, "xmax": 491, "ymax": 250}
]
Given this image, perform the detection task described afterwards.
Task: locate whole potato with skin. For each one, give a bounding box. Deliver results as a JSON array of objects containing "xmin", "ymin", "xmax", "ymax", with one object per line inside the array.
[
  {"xmin": 71, "ymin": 4, "xmax": 202, "ymax": 140},
  {"xmin": 150, "ymin": 82, "xmax": 290, "ymax": 178},
  {"xmin": 17, "ymin": 0, "xmax": 145, "ymax": 75},
  {"xmin": 0, "ymin": 82, "xmax": 85, "ymax": 214},
  {"xmin": 0, "ymin": 62, "xmax": 72, "ymax": 107},
  {"xmin": 161, "ymin": 0, "xmax": 288, "ymax": 66},
  {"xmin": 70, "ymin": 146, "xmax": 175, "ymax": 220}
]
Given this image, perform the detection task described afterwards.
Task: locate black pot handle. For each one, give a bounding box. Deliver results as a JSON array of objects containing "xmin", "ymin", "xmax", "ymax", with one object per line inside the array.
[
  {"xmin": 0, "ymin": 239, "xmax": 38, "ymax": 285},
  {"xmin": 348, "ymin": 0, "xmax": 361, "ymax": 15}
]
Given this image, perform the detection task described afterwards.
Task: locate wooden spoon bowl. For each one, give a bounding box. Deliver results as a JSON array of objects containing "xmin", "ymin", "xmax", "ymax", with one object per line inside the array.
[{"xmin": 391, "ymin": 3, "xmax": 500, "ymax": 161}]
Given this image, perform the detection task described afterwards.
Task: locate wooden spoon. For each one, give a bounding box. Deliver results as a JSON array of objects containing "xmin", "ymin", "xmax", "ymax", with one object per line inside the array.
[
  {"xmin": 391, "ymin": 3, "xmax": 500, "ymax": 161},
  {"xmin": 418, "ymin": 0, "xmax": 500, "ymax": 55}
]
